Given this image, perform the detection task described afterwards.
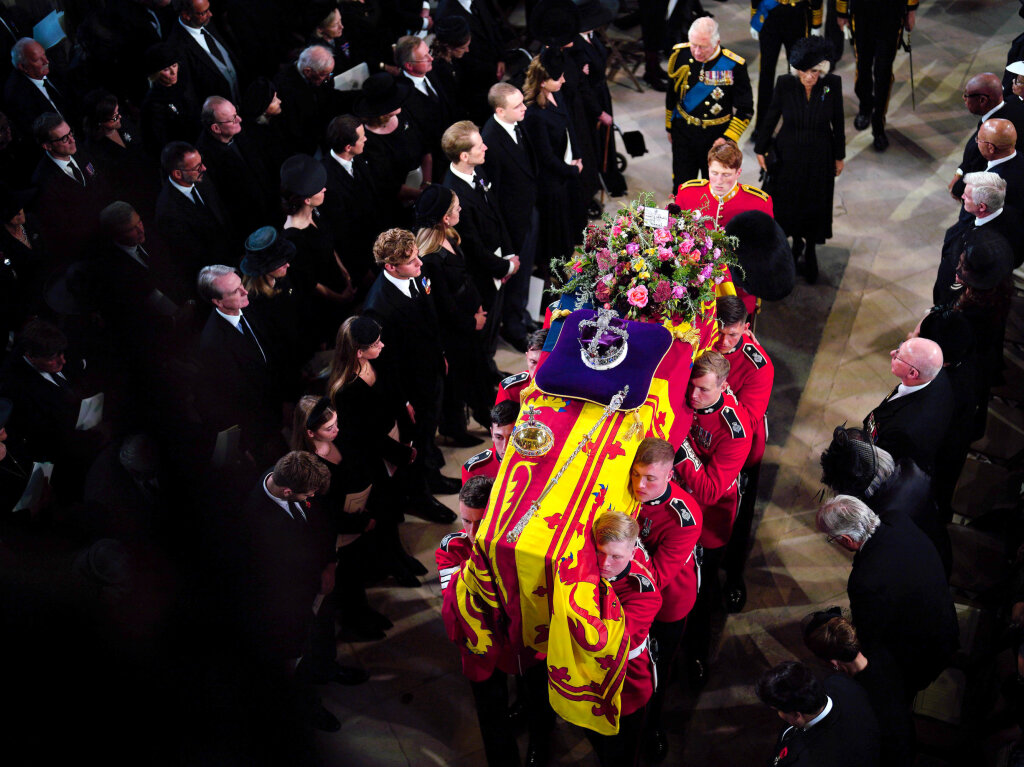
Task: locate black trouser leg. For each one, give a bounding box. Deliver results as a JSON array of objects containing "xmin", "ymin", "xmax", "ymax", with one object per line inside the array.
[
  {"xmin": 523, "ymin": 662, "xmax": 555, "ymax": 748},
  {"xmin": 870, "ymin": 19, "xmax": 902, "ymax": 134},
  {"xmin": 684, "ymin": 544, "xmax": 725, "ymax": 661},
  {"xmin": 585, "ymin": 707, "xmax": 647, "ymax": 767},
  {"xmin": 724, "ymin": 464, "xmax": 760, "ymax": 581},
  {"xmin": 851, "ymin": 15, "xmax": 877, "ymax": 116},
  {"xmin": 640, "ymin": 0, "xmax": 671, "ymax": 58},
  {"xmin": 470, "ymin": 671, "xmax": 520, "ymax": 767},
  {"xmin": 670, "ymin": 122, "xmax": 720, "ymax": 193},
  {"xmin": 646, "ymin": 618, "xmax": 687, "ymax": 730}
]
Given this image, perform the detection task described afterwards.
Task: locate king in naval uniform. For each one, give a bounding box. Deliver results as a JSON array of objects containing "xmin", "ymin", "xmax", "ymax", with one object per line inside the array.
[{"xmin": 666, "ymin": 16, "xmax": 754, "ymax": 190}]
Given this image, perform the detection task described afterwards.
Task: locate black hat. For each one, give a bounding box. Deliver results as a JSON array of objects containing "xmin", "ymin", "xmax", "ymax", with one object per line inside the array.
[
  {"xmin": 530, "ymin": 0, "xmax": 582, "ymax": 47},
  {"xmin": 302, "ymin": 0, "xmax": 340, "ymax": 31},
  {"xmin": 959, "ymin": 227, "xmax": 1013, "ymax": 289},
  {"xmin": 819, "ymin": 425, "xmax": 877, "ymax": 498},
  {"xmin": 434, "ymin": 15, "xmax": 471, "ymax": 46},
  {"xmin": 919, "ymin": 309, "xmax": 974, "ymax": 366},
  {"xmin": 789, "ymin": 36, "xmax": 833, "ymax": 71},
  {"xmin": 724, "ymin": 210, "xmax": 795, "ymax": 301},
  {"xmin": 354, "ymin": 73, "xmax": 412, "ymax": 119},
  {"xmin": 351, "ymin": 315, "xmax": 382, "ymax": 345},
  {"xmin": 539, "ymin": 47, "xmax": 567, "ymax": 80},
  {"xmin": 144, "ymin": 42, "xmax": 178, "ymax": 75},
  {"xmin": 280, "ymin": 154, "xmax": 327, "ymax": 198},
  {"xmin": 0, "ymin": 397, "xmax": 11, "ymax": 429},
  {"xmin": 575, "ymin": 0, "xmax": 618, "ymax": 32},
  {"xmin": 240, "ymin": 226, "xmax": 296, "ymax": 277},
  {"xmin": 241, "ymin": 76, "xmax": 276, "ymax": 120},
  {"xmin": 414, "ymin": 184, "xmax": 454, "ymax": 231},
  {"xmin": 0, "ymin": 182, "xmax": 34, "ymax": 222}
]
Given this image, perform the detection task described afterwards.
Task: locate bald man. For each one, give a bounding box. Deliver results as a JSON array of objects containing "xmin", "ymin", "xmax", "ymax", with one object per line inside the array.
[
  {"xmin": 949, "ymin": 73, "xmax": 1024, "ymax": 199},
  {"xmin": 863, "ymin": 338, "xmax": 955, "ymax": 476},
  {"xmin": 961, "ymin": 118, "xmax": 1024, "ymax": 218}
]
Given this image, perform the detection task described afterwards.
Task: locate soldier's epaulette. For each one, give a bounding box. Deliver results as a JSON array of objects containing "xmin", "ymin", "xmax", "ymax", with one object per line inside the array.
[
  {"xmin": 678, "ymin": 178, "xmax": 710, "ymax": 190},
  {"xmin": 722, "ymin": 48, "xmax": 745, "ymax": 65},
  {"xmin": 630, "ymin": 572, "xmax": 657, "ymax": 593},
  {"xmin": 671, "ymin": 42, "xmax": 691, "ymax": 50},
  {"xmin": 742, "ymin": 342, "xmax": 768, "ymax": 369},
  {"xmin": 440, "ymin": 531, "xmax": 468, "ymax": 550},
  {"xmin": 463, "ymin": 449, "xmax": 494, "ymax": 471},
  {"xmin": 669, "ymin": 497, "xmax": 698, "ymax": 527},
  {"xmin": 739, "ymin": 183, "xmax": 770, "ymax": 201},
  {"xmin": 721, "ymin": 406, "xmax": 747, "ymax": 439},
  {"xmin": 500, "ymin": 371, "xmax": 529, "ymax": 390}
]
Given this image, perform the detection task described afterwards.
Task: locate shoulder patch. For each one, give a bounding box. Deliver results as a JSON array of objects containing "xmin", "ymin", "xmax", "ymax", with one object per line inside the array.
[
  {"xmin": 463, "ymin": 449, "xmax": 494, "ymax": 471},
  {"xmin": 672, "ymin": 42, "xmax": 691, "ymax": 50},
  {"xmin": 500, "ymin": 371, "xmax": 529, "ymax": 389},
  {"xmin": 722, "ymin": 48, "xmax": 746, "ymax": 65},
  {"xmin": 742, "ymin": 342, "xmax": 768, "ymax": 369},
  {"xmin": 679, "ymin": 178, "xmax": 710, "ymax": 190},
  {"xmin": 440, "ymin": 531, "xmax": 468, "ymax": 551},
  {"xmin": 739, "ymin": 183, "xmax": 771, "ymax": 202},
  {"xmin": 669, "ymin": 497, "xmax": 697, "ymax": 527},
  {"xmin": 629, "ymin": 572, "xmax": 657, "ymax": 593},
  {"xmin": 721, "ymin": 406, "xmax": 747, "ymax": 439}
]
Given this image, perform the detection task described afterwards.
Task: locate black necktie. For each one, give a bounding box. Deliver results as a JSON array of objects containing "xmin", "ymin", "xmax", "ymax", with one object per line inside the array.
[
  {"xmin": 43, "ymin": 78, "xmax": 61, "ymax": 107},
  {"xmin": 136, "ymin": 245, "xmax": 150, "ymax": 265},
  {"xmin": 289, "ymin": 500, "xmax": 307, "ymax": 522},
  {"xmin": 408, "ymin": 279, "xmax": 419, "ymax": 298},
  {"xmin": 514, "ymin": 123, "xmax": 524, "ymax": 145},
  {"xmin": 239, "ymin": 315, "xmax": 267, "ymax": 361},
  {"xmin": 69, "ymin": 160, "xmax": 85, "ymax": 186},
  {"xmin": 191, "ymin": 187, "xmax": 206, "ymax": 208},
  {"xmin": 201, "ymin": 28, "xmax": 225, "ymax": 64},
  {"xmin": 424, "ymin": 78, "xmax": 438, "ymax": 101}
]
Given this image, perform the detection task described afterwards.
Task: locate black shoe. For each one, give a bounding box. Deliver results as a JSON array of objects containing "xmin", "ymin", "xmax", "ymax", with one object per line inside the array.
[
  {"xmin": 642, "ymin": 69, "xmax": 669, "ymax": 92},
  {"xmin": 724, "ymin": 577, "xmax": 747, "ymax": 613},
  {"xmin": 525, "ymin": 742, "xmax": 548, "ymax": 767},
  {"xmin": 309, "ymin": 702, "xmax": 341, "ymax": 732},
  {"xmin": 802, "ymin": 246, "xmax": 818, "ymax": 284},
  {"xmin": 507, "ymin": 700, "xmax": 526, "ymax": 730},
  {"xmin": 428, "ymin": 473, "xmax": 463, "ymax": 495},
  {"xmin": 872, "ymin": 132, "xmax": 889, "ymax": 152},
  {"xmin": 501, "ymin": 332, "xmax": 529, "ymax": 353},
  {"xmin": 403, "ymin": 553, "xmax": 428, "ymax": 576},
  {"xmin": 689, "ymin": 657, "xmax": 708, "ymax": 690},
  {"xmin": 438, "ymin": 431, "xmax": 484, "ymax": 448},
  {"xmin": 363, "ymin": 607, "xmax": 393, "ymax": 630},
  {"xmin": 853, "ymin": 112, "xmax": 870, "ymax": 130},
  {"xmin": 409, "ymin": 494, "xmax": 457, "ymax": 523},
  {"xmin": 645, "ymin": 727, "xmax": 669, "ymax": 762},
  {"xmin": 329, "ymin": 665, "xmax": 370, "ymax": 685}
]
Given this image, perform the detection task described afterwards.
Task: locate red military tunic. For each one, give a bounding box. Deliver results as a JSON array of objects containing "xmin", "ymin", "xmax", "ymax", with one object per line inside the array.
[
  {"xmin": 461, "ymin": 447, "xmax": 500, "ymax": 483},
  {"xmin": 674, "ymin": 390, "xmax": 752, "ymax": 549},
  {"xmin": 674, "ymin": 179, "xmax": 774, "ymax": 315},
  {"xmin": 495, "ymin": 370, "xmax": 530, "ymax": 406},
  {"xmin": 602, "ymin": 555, "xmax": 661, "ymax": 716},
  {"xmin": 637, "ymin": 482, "xmax": 703, "ymax": 623},
  {"xmin": 436, "ymin": 530, "xmax": 519, "ymax": 681},
  {"xmin": 723, "ymin": 336, "xmax": 774, "ymax": 467}
]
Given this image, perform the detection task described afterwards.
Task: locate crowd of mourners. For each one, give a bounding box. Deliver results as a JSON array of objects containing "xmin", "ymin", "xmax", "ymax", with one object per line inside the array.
[{"xmin": 1, "ymin": 0, "xmax": 1023, "ymax": 765}]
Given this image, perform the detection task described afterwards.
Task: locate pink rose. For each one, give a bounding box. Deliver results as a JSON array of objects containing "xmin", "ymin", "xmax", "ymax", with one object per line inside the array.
[
  {"xmin": 671, "ymin": 283, "xmax": 686, "ymax": 299},
  {"xmin": 611, "ymin": 225, "xmax": 622, "ymax": 236},
  {"xmin": 657, "ymin": 247, "xmax": 674, "ymax": 261},
  {"xmin": 652, "ymin": 227, "xmax": 672, "ymax": 245},
  {"xmin": 626, "ymin": 284, "xmax": 649, "ymax": 308}
]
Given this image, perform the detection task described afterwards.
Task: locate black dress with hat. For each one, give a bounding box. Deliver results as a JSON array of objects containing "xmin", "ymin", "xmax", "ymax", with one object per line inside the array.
[
  {"xmin": 0, "ymin": 214, "xmax": 51, "ymax": 344},
  {"xmin": 283, "ymin": 212, "xmax": 353, "ymax": 347},
  {"xmin": 755, "ymin": 72, "xmax": 846, "ymax": 245},
  {"xmin": 245, "ymin": 275, "xmax": 310, "ymax": 400},
  {"xmin": 85, "ymin": 117, "xmax": 161, "ymax": 220},
  {"xmin": 140, "ymin": 80, "xmax": 201, "ymax": 159}
]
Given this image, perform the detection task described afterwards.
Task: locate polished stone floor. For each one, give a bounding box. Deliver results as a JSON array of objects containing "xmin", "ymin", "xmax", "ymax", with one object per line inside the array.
[{"xmin": 319, "ymin": 1, "xmax": 1024, "ymax": 764}]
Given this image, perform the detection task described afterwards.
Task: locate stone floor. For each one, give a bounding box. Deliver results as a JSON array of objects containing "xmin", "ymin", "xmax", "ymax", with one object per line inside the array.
[{"xmin": 319, "ymin": 1, "xmax": 1024, "ymax": 764}]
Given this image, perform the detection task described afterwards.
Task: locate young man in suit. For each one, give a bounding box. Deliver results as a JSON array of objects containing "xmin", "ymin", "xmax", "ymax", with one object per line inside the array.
[
  {"xmin": 441, "ymin": 120, "xmax": 519, "ymax": 359},
  {"xmin": 363, "ymin": 229, "xmax": 459, "ymax": 521},
  {"xmin": 482, "ymin": 84, "xmax": 539, "ymax": 351}
]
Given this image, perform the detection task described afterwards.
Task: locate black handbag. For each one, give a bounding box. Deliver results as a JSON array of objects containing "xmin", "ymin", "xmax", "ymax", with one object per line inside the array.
[{"xmin": 615, "ymin": 124, "xmax": 648, "ymax": 158}]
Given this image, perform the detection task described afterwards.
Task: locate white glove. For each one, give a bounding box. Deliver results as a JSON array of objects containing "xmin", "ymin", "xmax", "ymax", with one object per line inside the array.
[
  {"xmin": 750, "ymin": 26, "xmax": 759, "ymax": 41},
  {"xmin": 810, "ymin": 26, "xmax": 823, "ymax": 37},
  {"xmin": 843, "ymin": 25, "xmax": 852, "ymax": 41}
]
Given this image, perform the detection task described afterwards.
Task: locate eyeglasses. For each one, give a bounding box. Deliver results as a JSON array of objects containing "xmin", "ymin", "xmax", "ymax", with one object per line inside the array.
[
  {"xmin": 105, "ymin": 111, "xmax": 122, "ymax": 122},
  {"xmin": 180, "ymin": 161, "xmax": 205, "ymax": 173},
  {"xmin": 215, "ymin": 114, "xmax": 241, "ymax": 124},
  {"xmin": 892, "ymin": 351, "xmax": 919, "ymax": 374},
  {"xmin": 975, "ymin": 136, "xmax": 1007, "ymax": 150},
  {"xmin": 963, "ymin": 91, "xmax": 987, "ymax": 100},
  {"xmin": 825, "ymin": 534, "xmax": 841, "ymax": 545},
  {"xmin": 49, "ymin": 128, "xmax": 74, "ymax": 144}
]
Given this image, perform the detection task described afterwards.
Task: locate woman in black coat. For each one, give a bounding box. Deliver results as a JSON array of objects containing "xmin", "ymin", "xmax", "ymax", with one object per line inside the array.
[
  {"xmin": 522, "ymin": 48, "xmax": 585, "ymax": 276},
  {"xmin": 755, "ymin": 37, "xmax": 845, "ymax": 284},
  {"xmin": 139, "ymin": 44, "xmax": 200, "ymax": 160}
]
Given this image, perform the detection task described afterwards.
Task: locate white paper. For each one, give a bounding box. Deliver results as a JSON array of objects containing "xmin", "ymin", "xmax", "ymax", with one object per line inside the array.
[
  {"xmin": 13, "ymin": 462, "xmax": 53, "ymax": 512},
  {"xmin": 33, "ymin": 11, "xmax": 66, "ymax": 50},
  {"xmin": 404, "ymin": 165, "xmax": 423, "ymax": 189},
  {"xmin": 75, "ymin": 392, "xmax": 104, "ymax": 431},
  {"xmin": 334, "ymin": 62, "xmax": 370, "ymax": 92},
  {"xmin": 643, "ymin": 206, "xmax": 669, "ymax": 228}
]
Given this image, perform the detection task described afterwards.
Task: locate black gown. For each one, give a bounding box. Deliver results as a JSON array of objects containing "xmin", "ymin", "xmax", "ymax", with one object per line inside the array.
[
  {"xmin": 282, "ymin": 213, "xmax": 352, "ymax": 347},
  {"xmin": 755, "ymin": 72, "xmax": 846, "ymax": 244}
]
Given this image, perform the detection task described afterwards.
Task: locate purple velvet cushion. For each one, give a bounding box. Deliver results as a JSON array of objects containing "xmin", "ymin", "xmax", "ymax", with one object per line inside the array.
[{"xmin": 535, "ymin": 310, "xmax": 672, "ymax": 410}]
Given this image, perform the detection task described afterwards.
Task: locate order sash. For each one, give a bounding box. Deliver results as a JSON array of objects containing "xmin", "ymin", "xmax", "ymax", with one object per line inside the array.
[
  {"xmin": 681, "ymin": 54, "xmax": 737, "ymax": 115},
  {"xmin": 751, "ymin": 0, "xmax": 780, "ymax": 32}
]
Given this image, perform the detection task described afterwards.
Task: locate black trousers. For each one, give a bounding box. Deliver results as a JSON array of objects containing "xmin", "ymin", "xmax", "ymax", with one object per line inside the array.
[
  {"xmin": 501, "ymin": 207, "xmax": 539, "ymax": 338},
  {"xmin": 646, "ymin": 617, "xmax": 687, "ymax": 731},
  {"xmin": 724, "ymin": 463, "xmax": 760, "ymax": 581},
  {"xmin": 470, "ymin": 671, "xmax": 520, "ymax": 767},
  {"xmin": 851, "ymin": 7, "xmax": 905, "ymax": 134},
  {"xmin": 670, "ymin": 119, "xmax": 728, "ymax": 193},
  {"xmin": 754, "ymin": 5, "xmax": 810, "ymax": 138},
  {"xmin": 684, "ymin": 544, "xmax": 725, "ymax": 661},
  {"xmin": 585, "ymin": 706, "xmax": 647, "ymax": 767}
]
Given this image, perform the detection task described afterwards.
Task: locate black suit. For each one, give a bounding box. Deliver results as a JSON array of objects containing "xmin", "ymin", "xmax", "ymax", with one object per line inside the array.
[
  {"xmin": 952, "ymin": 98, "xmax": 1024, "ymax": 197},
  {"xmin": 848, "ymin": 510, "xmax": 959, "ymax": 697},
  {"xmin": 363, "ymin": 273, "xmax": 445, "ymax": 472},
  {"xmin": 320, "ymin": 153, "xmax": 384, "ymax": 280},
  {"xmin": 272, "ymin": 64, "xmax": 340, "ymax": 157},
  {"xmin": 30, "ymin": 151, "xmax": 112, "ymax": 261},
  {"xmin": 768, "ymin": 673, "xmax": 881, "ymax": 767},
  {"xmin": 195, "ymin": 131, "xmax": 275, "ymax": 241},
  {"xmin": 2, "ymin": 70, "xmax": 72, "ymax": 137},
  {"xmin": 863, "ymin": 370, "xmax": 954, "ymax": 475},
  {"xmin": 934, "ymin": 208, "xmax": 1022, "ymax": 304},
  {"xmin": 154, "ymin": 177, "xmax": 232, "ymax": 279},
  {"xmin": 167, "ymin": 19, "xmax": 242, "ymax": 103},
  {"xmin": 401, "ymin": 72, "xmax": 454, "ymax": 183},
  {"xmin": 195, "ymin": 309, "xmax": 278, "ymax": 454},
  {"xmin": 435, "ymin": 0, "xmax": 508, "ymax": 123},
  {"xmin": 0, "ymin": 355, "xmax": 81, "ymax": 462}
]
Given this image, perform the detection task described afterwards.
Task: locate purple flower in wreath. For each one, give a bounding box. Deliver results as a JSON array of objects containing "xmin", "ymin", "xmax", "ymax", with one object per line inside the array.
[
  {"xmin": 614, "ymin": 261, "xmax": 628, "ymax": 276},
  {"xmin": 699, "ymin": 263, "xmax": 715, "ymax": 281},
  {"xmin": 625, "ymin": 242, "xmax": 640, "ymax": 256},
  {"xmin": 672, "ymin": 283, "xmax": 686, "ymax": 299},
  {"xmin": 652, "ymin": 280, "xmax": 672, "ymax": 303}
]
